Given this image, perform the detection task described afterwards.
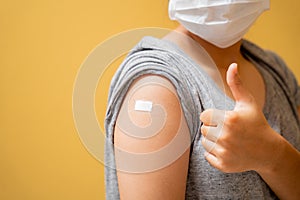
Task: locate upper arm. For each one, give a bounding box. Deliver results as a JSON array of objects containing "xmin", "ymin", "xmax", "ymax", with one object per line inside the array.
[{"xmin": 114, "ymin": 75, "xmax": 191, "ymax": 200}]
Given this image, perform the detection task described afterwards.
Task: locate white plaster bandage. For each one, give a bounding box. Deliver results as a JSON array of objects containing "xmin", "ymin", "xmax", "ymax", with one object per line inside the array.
[{"xmin": 134, "ymin": 100, "xmax": 153, "ymax": 112}]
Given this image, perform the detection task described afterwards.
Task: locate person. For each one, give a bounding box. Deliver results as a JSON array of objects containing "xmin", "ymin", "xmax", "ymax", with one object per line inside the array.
[{"xmin": 105, "ymin": 0, "xmax": 300, "ymax": 199}]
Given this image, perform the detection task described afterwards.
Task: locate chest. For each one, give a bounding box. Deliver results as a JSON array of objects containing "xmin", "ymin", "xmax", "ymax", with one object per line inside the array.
[{"xmin": 206, "ymin": 62, "xmax": 266, "ymax": 111}]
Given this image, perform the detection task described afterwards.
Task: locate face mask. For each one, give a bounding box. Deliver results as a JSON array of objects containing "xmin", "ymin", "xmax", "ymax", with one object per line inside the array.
[{"xmin": 169, "ymin": 0, "xmax": 270, "ymax": 48}]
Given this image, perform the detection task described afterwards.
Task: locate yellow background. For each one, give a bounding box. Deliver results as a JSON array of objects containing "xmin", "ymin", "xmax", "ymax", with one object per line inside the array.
[{"xmin": 1, "ymin": 1, "xmax": 299, "ymax": 200}]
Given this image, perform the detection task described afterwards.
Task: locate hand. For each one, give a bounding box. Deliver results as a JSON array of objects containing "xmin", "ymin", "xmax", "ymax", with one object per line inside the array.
[{"xmin": 200, "ymin": 63, "xmax": 282, "ymax": 173}]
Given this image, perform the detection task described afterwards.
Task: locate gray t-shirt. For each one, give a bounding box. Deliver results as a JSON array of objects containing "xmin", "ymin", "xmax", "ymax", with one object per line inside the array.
[{"xmin": 105, "ymin": 36, "xmax": 300, "ymax": 199}]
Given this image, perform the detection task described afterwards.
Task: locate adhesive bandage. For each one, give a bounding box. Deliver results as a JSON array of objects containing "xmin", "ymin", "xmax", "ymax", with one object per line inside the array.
[{"xmin": 134, "ymin": 100, "xmax": 153, "ymax": 112}]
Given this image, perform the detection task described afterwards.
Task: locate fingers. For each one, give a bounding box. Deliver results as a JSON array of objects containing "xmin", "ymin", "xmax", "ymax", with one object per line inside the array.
[
  {"xmin": 226, "ymin": 63, "xmax": 254, "ymax": 105},
  {"xmin": 204, "ymin": 151, "xmax": 219, "ymax": 169},
  {"xmin": 201, "ymin": 124, "xmax": 223, "ymax": 156},
  {"xmin": 201, "ymin": 125, "xmax": 222, "ymax": 142},
  {"xmin": 201, "ymin": 136, "xmax": 217, "ymax": 154},
  {"xmin": 200, "ymin": 109, "xmax": 226, "ymax": 127},
  {"xmin": 200, "ymin": 63, "xmax": 260, "ymax": 173}
]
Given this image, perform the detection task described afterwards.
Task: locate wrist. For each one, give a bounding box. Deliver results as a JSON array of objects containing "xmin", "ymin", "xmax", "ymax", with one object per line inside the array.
[{"xmin": 255, "ymin": 128, "xmax": 285, "ymax": 175}]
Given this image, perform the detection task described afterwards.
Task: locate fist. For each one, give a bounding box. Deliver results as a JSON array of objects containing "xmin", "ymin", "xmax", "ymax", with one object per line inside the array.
[{"xmin": 200, "ymin": 63, "xmax": 280, "ymax": 173}]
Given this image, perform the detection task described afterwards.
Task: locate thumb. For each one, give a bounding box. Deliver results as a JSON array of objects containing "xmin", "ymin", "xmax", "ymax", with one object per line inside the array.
[{"xmin": 226, "ymin": 63, "xmax": 254, "ymax": 105}]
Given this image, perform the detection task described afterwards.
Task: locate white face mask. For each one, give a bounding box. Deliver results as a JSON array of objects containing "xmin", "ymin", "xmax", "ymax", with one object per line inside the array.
[{"xmin": 169, "ymin": 0, "xmax": 270, "ymax": 48}]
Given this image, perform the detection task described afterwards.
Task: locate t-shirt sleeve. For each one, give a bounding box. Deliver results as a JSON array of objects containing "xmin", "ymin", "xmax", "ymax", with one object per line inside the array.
[
  {"xmin": 294, "ymin": 81, "xmax": 300, "ymax": 107},
  {"xmin": 284, "ymin": 64, "xmax": 300, "ymax": 107},
  {"xmin": 267, "ymin": 51, "xmax": 300, "ymax": 107}
]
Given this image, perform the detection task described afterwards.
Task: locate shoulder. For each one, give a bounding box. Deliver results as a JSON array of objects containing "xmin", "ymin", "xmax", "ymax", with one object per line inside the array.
[
  {"xmin": 264, "ymin": 50, "xmax": 299, "ymax": 100},
  {"xmin": 242, "ymin": 40, "xmax": 299, "ymax": 98},
  {"xmin": 107, "ymin": 36, "xmax": 203, "ymax": 147},
  {"xmin": 115, "ymin": 74, "xmax": 190, "ymax": 155}
]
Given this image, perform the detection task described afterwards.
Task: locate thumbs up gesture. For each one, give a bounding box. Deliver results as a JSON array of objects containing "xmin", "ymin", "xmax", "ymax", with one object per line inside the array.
[{"xmin": 200, "ymin": 63, "xmax": 282, "ymax": 173}]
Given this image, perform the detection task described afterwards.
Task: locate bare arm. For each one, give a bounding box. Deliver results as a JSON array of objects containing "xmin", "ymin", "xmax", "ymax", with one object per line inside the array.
[
  {"xmin": 257, "ymin": 106, "xmax": 300, "ymax": 200},
  {"xmin": 258, "ymin": 107, "xmax": 300, "ymax": 200},
  {"xmin": 114, "ymin": 75, "xmax": 191, "ymax": 200},
  {"xmin": 256, "ymin": 130, "xmax": 300, "ymax": 200}
]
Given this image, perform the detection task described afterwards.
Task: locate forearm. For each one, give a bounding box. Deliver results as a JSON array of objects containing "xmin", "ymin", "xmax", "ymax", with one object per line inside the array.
[{"xmin": 257, "ymin": 133, "xmax": 300, "ymax": 200}]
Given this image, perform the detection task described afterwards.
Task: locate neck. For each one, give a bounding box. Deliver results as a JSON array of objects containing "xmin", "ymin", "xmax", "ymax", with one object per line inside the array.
[{"xmin": 177, "ymin": 25, "xmax": 245, "ymax": 70}]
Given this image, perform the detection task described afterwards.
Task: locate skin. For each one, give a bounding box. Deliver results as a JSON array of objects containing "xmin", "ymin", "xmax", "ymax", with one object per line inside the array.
[
  {"xmin": 114, "ymin": 25, "xmax": 300, "ymax": 199},
  {"xmin": 115, "ymin": 75, "xmax": 190, "ymax": 200}
]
